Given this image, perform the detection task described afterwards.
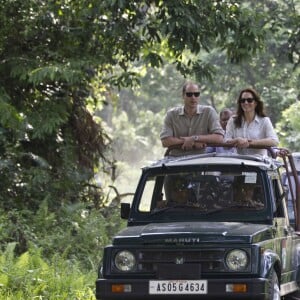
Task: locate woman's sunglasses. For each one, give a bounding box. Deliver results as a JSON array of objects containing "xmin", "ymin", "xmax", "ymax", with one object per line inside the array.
[
  {"xmin": 186, "ymin": 92, "xmax": 200, "ymax": 97},
  {"xmin": 239, "ymin": 97, "xmax": 255, "ymax": 104}
]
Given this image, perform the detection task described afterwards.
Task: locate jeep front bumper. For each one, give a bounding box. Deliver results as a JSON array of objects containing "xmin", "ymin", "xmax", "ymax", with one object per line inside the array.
[{"xmin": 96, "ymin": 277, "xmax": 269, "ymax": 300}]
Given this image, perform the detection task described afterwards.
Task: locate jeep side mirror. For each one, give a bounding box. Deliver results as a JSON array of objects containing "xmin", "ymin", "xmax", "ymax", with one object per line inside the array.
[{"xmin": 121, "ymin": 202, "xmax": 131, "ymax": 219}]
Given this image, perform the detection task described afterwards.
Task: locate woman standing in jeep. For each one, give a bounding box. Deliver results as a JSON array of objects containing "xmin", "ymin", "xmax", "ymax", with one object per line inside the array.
[{"xmin": 225, "ymin": 87, "xmax": 279, "ymax": 156}]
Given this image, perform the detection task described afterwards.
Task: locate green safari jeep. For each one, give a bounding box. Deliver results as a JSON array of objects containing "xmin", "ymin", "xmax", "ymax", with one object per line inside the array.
[{"xmin": 96, "ymin": 148, "xmax": 300, "ymax": 300}]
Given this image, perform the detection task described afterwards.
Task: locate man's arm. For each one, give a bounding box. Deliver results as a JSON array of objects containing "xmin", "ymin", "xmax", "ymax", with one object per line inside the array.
[
  {"xmin": 179, "ymin": 134, "xmax": 223, "ymax": 150},
  {"xmin": 162, "ymin": 134, "xmax": 223, "ymax": 149},
  {"xmin": 161, "ymin": 136, "xmax": 183, "ymax": 148},
  {"xmin": 191, "ymin": 133, "xmax": 224, "ymax": 144}
]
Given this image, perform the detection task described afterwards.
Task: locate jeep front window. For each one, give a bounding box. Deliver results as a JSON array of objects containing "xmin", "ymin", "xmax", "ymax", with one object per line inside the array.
[{"xmin": 138, "ymin": 170, "xmax": 266, "ymax": 215}]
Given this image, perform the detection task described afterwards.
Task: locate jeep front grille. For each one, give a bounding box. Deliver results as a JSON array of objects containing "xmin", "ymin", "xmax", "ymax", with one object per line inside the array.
[{"xmin": 107, "ymin": 248, "xmax": 251, "ymax": 278}]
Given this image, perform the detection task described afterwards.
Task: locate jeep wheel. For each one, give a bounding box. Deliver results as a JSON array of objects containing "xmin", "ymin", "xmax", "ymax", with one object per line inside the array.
[{"xmin": 268, "ymin": 268, "xmax": 281, "ymax": 300}]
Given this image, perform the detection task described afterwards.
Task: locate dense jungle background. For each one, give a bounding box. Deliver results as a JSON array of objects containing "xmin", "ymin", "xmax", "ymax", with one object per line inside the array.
[{"xmin": 0, "ymin": 0, "xmax": 299, "ymax": 299}]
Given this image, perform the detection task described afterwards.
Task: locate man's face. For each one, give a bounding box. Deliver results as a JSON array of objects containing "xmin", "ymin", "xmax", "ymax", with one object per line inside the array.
[{"xmin": 183, "ymin": 84, "xmax": 200, "ymax": 110}]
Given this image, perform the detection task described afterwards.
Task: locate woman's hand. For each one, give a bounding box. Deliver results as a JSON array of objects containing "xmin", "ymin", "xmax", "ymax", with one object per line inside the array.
[{"xmin": 226, "ymin": 138, "xmax": 250, "ymax": 148}]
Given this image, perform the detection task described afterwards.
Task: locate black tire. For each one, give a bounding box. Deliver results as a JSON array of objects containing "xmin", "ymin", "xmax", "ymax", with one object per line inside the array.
[{"xmin": 268, "ymin": 268, "xmax": 281, "ymax": 300}]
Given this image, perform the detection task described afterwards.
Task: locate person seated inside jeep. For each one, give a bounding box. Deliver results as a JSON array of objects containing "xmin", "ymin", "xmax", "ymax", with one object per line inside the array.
[
  {"xmin": 234, "ymin": 183, "xmax": 264, "ymax": 208},
  {"xmin": 156, "ymin": 175, "xmax": 192, "ymax": 208},
  {"xmin": 168, "ymin": 185, "xmax": 190, "ymax": 206}
]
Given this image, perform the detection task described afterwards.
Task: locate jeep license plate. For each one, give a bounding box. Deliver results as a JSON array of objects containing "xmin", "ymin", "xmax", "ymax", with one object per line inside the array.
[{"xmin": 149, "ymin": 280, "xmax": 207, "ymax": 294}]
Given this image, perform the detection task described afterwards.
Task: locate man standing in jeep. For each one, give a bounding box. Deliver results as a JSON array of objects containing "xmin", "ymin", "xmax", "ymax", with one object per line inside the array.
[{"xmin": 160, "ymin": 82, "xmax": 224, "ymax": 156}]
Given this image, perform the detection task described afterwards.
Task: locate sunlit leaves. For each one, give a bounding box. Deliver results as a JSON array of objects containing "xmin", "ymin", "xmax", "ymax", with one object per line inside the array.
[
  {"xmin": 29, "ymin": 65, "xmax": 83, "ymax": 86},
  {"xmin": 276, "ymin": 102, "xmax": 300, "ymax": 150}
]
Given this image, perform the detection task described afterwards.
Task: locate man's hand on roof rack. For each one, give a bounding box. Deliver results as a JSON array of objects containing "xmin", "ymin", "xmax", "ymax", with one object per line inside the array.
[
  {"xmin": 179, "ymin": 136, "xmax": 194, "ymax": 151},
  {"xmin": 180, "ymin": 136, "xmax": 206, "ymax": 151}
]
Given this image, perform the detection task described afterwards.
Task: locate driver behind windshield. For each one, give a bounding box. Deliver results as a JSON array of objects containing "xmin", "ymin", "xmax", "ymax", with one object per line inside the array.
[{"xmin": 156, "ymin": 175, "xmax": 191, "ymax": 208}]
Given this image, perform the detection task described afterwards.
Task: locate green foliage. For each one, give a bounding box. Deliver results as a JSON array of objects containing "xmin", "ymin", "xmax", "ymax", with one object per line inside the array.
[
  {"xmin": 26, "ymin": 100, "xmax": 70, "ymax": 139},
  {"xmin": 0, "ymin": 201, "xmax": 125, "ymax": 272},
  {"xmin": 0, "ymin": 197, "xmax": 126, "ymax": 298},
  {"xmin": 189, "ymin": 0, "xmax": 300, "ymax": 128},
  {"xmin": 276, "ymin": 102, "xmax": 300, "ymax": 151},
  {"xmin": 110, "ymin": 109, "xmax": 164, "ymax": 163},
  {"xmin": 0, "ymin": 243, "xmax": 95, "ymax": 299},
  {"xmin": 0, "ymin": 98, "xmax": 23, "ymax": 132}
]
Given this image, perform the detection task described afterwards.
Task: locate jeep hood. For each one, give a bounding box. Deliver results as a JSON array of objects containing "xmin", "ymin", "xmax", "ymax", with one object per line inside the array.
[{"xmin": 112, "ymin": 222, "xmax": 274, "ymax": 245}]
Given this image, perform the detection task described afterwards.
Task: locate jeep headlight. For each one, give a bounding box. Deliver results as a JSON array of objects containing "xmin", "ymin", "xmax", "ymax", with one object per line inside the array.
[
  {"xmin": 225, "ymin": 249, "xmax": 248, "ymax": 271},
  {"xmin": 114, "ymin": 250, "xmax": 136, "ymax": 272}
]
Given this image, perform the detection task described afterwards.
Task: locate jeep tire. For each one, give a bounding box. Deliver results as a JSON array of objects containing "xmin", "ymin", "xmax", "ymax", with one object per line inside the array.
[{"xmin": 268, "ymin": 268, "xmax": 281, "ymax": 300}]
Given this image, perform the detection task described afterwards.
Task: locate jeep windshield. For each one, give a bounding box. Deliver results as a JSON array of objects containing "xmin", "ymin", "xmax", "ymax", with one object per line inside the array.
[{"xmin": 130, "ymin": 164, "xmax": 271, "ymax": 223}]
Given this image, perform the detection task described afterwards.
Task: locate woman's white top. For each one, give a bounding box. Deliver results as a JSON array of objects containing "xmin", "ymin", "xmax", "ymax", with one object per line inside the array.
[{"xmin": 224, "ymin": 115, "xmax": 279, "ymax": 156}]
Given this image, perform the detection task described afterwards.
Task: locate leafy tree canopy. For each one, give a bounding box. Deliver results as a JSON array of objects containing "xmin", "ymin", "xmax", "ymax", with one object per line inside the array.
[{"xmin": 0, "ymin": 0, "xmax": 273, "ymax": 208}]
